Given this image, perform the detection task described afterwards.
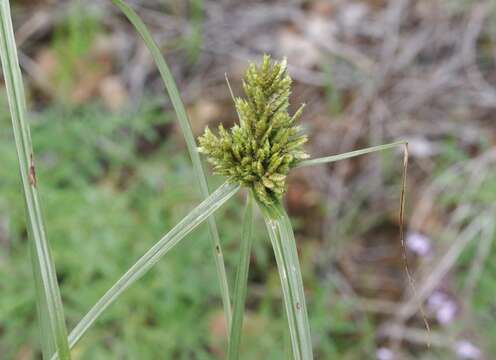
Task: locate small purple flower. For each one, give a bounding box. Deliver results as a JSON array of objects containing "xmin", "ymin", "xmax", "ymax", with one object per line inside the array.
[
  {"xmin": 406, "ymin": 232, "xmax": 432, "ymax": 256},
  {"xmin": 427, "ymin": 291, "xmax": 448, "ymax": 309},
  {"xmin": 436, "ymin": 300, "xmax": 457, "ymax": 325},
  {"xmin": 377, "ymin": 347, "xmax": 394, "ymax": 360},
  {"xmin": 456, "ymin": 340, "xmax": 481, "ymax": 359},
  {"xmin": 427, "ymin": 291, "xmax": 458, "ymax": 325}
]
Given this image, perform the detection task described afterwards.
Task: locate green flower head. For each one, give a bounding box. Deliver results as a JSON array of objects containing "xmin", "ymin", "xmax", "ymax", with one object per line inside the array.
[{"xmin": 198, "ymin": 55, "xmax": 309, "ymax": 207}]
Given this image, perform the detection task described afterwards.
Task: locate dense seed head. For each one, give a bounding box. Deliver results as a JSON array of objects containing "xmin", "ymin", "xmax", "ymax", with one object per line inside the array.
[{"xmin": 198, "ymin": 55, "xmax": 308, "ymax": 206}]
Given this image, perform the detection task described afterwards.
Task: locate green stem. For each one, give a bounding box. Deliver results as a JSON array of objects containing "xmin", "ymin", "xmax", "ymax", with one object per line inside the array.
[
  {"xmin": 228, "ymin": 193, "xmax": 255, "ymax": 360},
  {"xmin": 0, "ymin": 1, "xmax": 71, "ymax": 359},
  {"xmin": 110, "ymin": 0, "xmax": 232, "ymax": 329},
  {"xmin": 261, "ymin": 202, "xmax": 313, "ymax": 360}
]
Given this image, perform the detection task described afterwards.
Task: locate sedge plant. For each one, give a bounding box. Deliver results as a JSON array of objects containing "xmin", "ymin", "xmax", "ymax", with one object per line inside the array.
[
  {"xmin": 198, "ymin": 56, "xmax": 408, "ymax": 359},
  {"xmin": 1, "ymin": 0, "xmax": 409, "ymax": 358}
]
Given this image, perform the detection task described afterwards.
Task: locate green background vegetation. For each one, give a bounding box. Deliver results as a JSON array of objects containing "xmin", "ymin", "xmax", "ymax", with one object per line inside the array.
[{"xmin": 1, "ymin": 0, "xmax": 496, "ymax": 358}]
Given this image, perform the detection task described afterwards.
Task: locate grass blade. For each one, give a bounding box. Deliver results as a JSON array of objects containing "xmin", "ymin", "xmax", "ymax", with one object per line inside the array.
[
  {"xmin": 0, "ymin": 1, "xmax": 71, "ymax": 359},
  {"xmin": 297, "ymin": 140, "xmax": 406, "ymax": 168},
  {"xmin": 110, "ymin": 0, "xmax": 232, "ymax": 328},
  {"xmin": 261, "ymin": 203, "xmax": 313, "ymax": 360},
  {"xmin": 50, "ymin": 182, "xmax": 239, "ymax": 360},
  {"xmin": 30, "ymin": 242, "xmax": 57, "ymax": 358},
  {"xmin": 228, "ymin": 193, "xmax": 255, "ymax": 360}
]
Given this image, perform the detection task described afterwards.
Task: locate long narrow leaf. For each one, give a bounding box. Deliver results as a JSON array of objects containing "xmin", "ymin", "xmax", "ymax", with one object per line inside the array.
[
  {"xmin": 50, "ymin": 182, "xmax": 240, "ymax": 360},
  {"xmin": 0, "ymin": 2, "xmax": 71, "ymax": 359},
  {"xmin": 110, "ymin": 0, "xmax": 232, "ymax": 328},
  {"xmin": 228, "ymin": 193, "xmax": 255, "ymax": 360},
  {"xmin": 297, "ymin": 140, "xmax": 406, "ymax": 168},
  {"xmin": 262, "ymin": 203, "xmax": 313, "ymax": 360},
  {"xmin": 30, "ymin": 242, "xmax": 57, "ymax": 358}
]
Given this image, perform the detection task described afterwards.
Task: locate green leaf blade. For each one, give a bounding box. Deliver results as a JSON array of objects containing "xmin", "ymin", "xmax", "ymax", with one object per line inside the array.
[
  {"xmin": 0, "ymin": 1, "xmax": 71, "ymax": 359},
  {"xmin": 297, "ymin": 140, "xmax": 406, "ymax": 168},
  {"xmin": 110, "ymin": 0, "xmax": 232, "ymax": 328}
]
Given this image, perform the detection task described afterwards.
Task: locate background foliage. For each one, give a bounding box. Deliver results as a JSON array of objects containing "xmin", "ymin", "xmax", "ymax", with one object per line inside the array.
[{"xmin": 1, "ymin": 0, "xmax": 496, "ymax": 359}]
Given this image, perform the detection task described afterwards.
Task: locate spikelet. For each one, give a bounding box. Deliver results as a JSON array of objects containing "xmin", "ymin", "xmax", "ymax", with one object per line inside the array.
[{"xmin": 198, "ymin": 55, "xmax": 308, "ymax": 206}]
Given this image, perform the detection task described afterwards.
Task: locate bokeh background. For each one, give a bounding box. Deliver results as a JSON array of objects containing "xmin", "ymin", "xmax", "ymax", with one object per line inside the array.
[{"xmin": 1, "ymin": 0, "xmax": 495, "ymax": 359}]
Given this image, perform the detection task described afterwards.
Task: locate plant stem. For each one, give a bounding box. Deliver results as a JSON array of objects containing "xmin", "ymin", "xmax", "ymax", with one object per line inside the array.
[
  {"xmin": 51, "ymin": 182, "xmax": 239, "ymax": 360},
  {"xmin": 228, "ymin": 193, "xmax": 255, "ymax": 360},
  {"xmin": 297, "ymin": 140, "xmax": 406, "ymax": 168},
  {"xmin": 110, "ymin": 0, "xmax": 232, "ymax": 329},
  {"xmin": 0, "ymin": 1, "xmax": 71, "ymax": 359},
  {"xmin": 261, "ymin": 202, "xmax": 313, "ymax": 360}
]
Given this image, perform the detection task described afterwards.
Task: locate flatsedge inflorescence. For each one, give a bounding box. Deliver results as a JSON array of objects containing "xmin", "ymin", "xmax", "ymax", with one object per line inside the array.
[{"xmin": 198, "ymin": 55, "xmax": 308, "ymax": 207}]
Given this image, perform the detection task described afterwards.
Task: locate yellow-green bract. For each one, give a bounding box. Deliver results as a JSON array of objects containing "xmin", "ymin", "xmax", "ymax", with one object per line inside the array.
[{"xmin": 198, "ymin": 55, "xmax": 308, "ymax": 206}]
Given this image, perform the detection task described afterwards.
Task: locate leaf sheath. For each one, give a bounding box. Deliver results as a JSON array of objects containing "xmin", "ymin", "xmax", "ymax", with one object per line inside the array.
[{"xmin": 262, "ymin": 203, "xmax": 313, "ymax": 359}]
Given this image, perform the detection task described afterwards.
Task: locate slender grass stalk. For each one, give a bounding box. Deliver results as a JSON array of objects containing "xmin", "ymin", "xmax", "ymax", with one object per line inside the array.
[
  {"xmin": 261, "ymin": 202, "xmax": 313, "ymax": 360},
  {"xmin": 110, "ymin": 0, "xmax": 232, "ymax": 328},
  {"xmin": 0, "ymin": 1, "xmax": 71, "ymax": 359},
  {"xmin": 31, "ymin": 242, "xmax": 57, "ymax": 358},
  {"xmin": 297, "ymin": 140, "xmax": 406, "ymax": 168},
  {"xmin": 50, "ymin": 182, "xmax": 239, "ymax": 360},
  {"xmin": 228, "ymin": 193, "xmax": 255, "ymax": 360}
]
